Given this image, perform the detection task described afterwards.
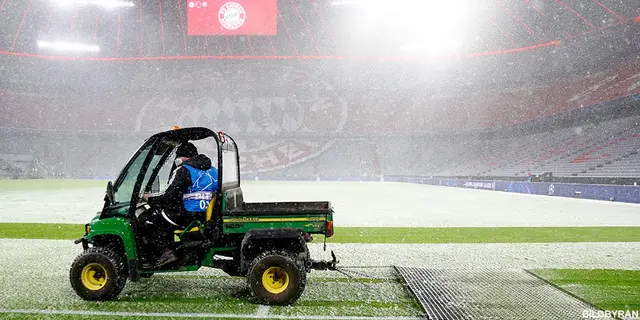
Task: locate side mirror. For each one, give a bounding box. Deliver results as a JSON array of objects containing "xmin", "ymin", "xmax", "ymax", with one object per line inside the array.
[{"xmin": 105, "ymin": 181, "xmax": 115, "ymax": 205}]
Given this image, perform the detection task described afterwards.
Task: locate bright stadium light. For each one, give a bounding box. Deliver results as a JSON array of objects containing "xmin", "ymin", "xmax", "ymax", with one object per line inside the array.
[
  {"xmin": 53, "ymin": 0, "xmax": 135, "ymax": 9},
  {"xmin": 340, "ymin": 0, "xmax": 478, "ymax": 57},
  {"xmin": 37, "ymin": 40, "xmax": 100, "ymax": 53}
]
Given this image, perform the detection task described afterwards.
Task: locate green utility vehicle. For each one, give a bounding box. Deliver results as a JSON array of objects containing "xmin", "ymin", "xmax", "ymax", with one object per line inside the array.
[{"xmin": 70, "ymin": 127, "xmax": 337, "ymax": 305}]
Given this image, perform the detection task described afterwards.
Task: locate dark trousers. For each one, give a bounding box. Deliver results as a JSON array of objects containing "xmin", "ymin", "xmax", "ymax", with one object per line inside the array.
[
  {"xmin": 138, "ymin": 208, "xmax": 201, "ymax": 259},
  {"xmin": 138, "ymin": 209, "xmax": 182, "ymax": 258}
]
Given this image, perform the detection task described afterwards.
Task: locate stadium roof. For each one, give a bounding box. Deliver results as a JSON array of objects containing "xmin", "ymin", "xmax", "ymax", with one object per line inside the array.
[{"xmin": 0, "ymin": 0, "xmax": 638, "ymax": 61}]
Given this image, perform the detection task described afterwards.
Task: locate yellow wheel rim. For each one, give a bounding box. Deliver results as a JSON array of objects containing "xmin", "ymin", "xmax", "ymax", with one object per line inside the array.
[
  {"xmin": 261, "ymin": 267, "xmax": 289, "ymax": 294},
  {"xmin": 81, "ymin": 263, "xmax": 108, "ymax": 291}
]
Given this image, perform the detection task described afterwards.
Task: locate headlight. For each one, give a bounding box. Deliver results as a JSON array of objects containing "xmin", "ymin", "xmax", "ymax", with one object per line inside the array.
[{"xmin": 85, "ymin": 224, "xmax": 91, "ymax": 234}]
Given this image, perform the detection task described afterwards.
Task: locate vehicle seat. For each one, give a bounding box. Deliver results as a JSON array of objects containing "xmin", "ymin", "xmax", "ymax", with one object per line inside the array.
[{"xmin": 173, "ymin": 196, "xmax": 216, "ymax": 240}]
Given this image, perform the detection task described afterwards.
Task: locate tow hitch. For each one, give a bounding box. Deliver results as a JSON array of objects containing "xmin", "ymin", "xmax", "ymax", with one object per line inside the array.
[{"xmin": 310, "ymin": 251, "xmax": 339, "ymax": 271}]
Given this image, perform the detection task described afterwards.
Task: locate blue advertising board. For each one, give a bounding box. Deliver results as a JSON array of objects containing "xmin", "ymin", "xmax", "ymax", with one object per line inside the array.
[{"xmin": 385, "ymin": 176, "xmax": 640, "ymax": 204}]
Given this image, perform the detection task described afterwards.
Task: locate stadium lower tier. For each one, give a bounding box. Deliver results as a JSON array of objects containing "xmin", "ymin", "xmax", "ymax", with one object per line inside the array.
[{"xmin": 1, "ymin": 115, "xmax": 640, "ymax": 180}]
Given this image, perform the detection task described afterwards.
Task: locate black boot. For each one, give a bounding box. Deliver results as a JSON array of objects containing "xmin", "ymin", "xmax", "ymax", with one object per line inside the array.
[{"xmin": 155, "ymin": 248, "xmax": 178, "ymax": 268}]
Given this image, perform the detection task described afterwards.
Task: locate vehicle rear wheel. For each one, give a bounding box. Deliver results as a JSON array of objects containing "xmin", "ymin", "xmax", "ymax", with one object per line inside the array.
[
  {"xmin": 69, "ymin": 246, "xmax": 127, "ymax": 301},
  {"xmin": 247, "ymin": 250, "xmax": 306, "ymax": 305}
]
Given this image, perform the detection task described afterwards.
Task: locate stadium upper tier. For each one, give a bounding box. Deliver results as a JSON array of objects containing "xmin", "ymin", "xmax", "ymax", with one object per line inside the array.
[
  {"xmin": 1, "ymin": 13, "xmax": 640, "ymax": 180},
  {"xmin": 1, "ymin": 54, "xmax": 640, "ymax": 135}
]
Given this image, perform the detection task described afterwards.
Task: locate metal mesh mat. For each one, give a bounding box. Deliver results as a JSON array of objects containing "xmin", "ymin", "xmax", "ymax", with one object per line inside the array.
[{"xmin": 395, "ymin": 267, "xmax": 601, "ymax": 320}]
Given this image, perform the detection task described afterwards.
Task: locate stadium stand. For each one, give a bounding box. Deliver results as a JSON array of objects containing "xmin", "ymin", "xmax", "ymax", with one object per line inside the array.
[
  {"xmin": 1, "ymin": 114, "xmax": 640, "ymax": 180},
  {"xmin": 252, "ymin": 115, "xmax": 640, "ymax": 180},
  {"xmin": 1, "ymin": 26, "xmax": 639, "ymax": 181},
  {"xmin": 253, "ymin": 139, "xmax": 378, "ymax": 180},
  {"xmin": 423, "ymin": 116, "xmax": 640, "ymax": 178},
  {"xmin": 0, "ymin": 0, "xmax": 639, "ymax": 185}
]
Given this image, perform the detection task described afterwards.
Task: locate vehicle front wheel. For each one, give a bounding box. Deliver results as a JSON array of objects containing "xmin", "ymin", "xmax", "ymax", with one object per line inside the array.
[
  {"xmin": 69, "ymin": 246, "xmax": 128, "ymax": 301},
  {"xmin": 247, "ymin": 250, "xmax": 306, "ymax": 306}
]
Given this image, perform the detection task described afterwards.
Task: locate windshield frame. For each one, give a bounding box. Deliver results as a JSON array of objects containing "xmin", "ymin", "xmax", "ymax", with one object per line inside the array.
[
  {"xmin": 140, "ymin": 140, "xmax": 180, "ymax": 195},
  {"xmin": 101, "ymin": 136, "xmax": 158, "ymax": 217}
]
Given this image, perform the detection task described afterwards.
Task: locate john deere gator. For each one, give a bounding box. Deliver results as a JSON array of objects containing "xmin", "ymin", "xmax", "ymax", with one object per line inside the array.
[{"xmin": 70, "ymin": 127, "xmax": 337, "ymax": 305}]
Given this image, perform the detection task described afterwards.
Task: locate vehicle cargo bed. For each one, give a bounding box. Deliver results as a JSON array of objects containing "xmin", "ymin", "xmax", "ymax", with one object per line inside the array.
[{"xmin": 227, "ymin": 201, "xmax": 331, "ymax": 216}]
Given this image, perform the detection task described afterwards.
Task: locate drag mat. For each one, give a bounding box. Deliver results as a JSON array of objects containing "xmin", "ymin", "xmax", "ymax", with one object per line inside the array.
[{"xmin": 395, "ymin": 267, "xmax": 602, "ymax": 320}]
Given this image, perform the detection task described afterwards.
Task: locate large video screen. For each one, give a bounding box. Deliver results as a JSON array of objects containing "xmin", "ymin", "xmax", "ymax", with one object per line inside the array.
[{"xmin": 187, "ymin": 0, "xmax": 277, "ymax": 35}]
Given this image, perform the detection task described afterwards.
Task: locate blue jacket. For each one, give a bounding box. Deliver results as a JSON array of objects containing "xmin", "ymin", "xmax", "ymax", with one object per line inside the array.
[
  {"xmin": 182, "ymin": 164, "xmax": 218, "ymax": 212},
  {"xmin": 147, "ymin": 154, "xmax": 218, "ymax": 215}
]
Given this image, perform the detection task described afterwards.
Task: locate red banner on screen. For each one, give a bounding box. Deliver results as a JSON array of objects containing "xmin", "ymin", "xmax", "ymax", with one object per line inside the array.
[{"xmin": 187, "ymin": 0, "xmax": 277, "ymax": 35}]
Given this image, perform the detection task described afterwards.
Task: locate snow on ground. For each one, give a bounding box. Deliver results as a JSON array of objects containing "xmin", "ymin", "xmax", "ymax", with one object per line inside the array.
[
  {"xmin": 1, "ymin": 181, "xmax": 639, "ymax": 227},
  {"xmin": 3, "ymin": 239, "xmax": 636, "ymax": 274},
  {"xmin": 311, "ymin": 242, "xmax": 640, "ymax": 270},
  {"xmin": 0, "ymin": 239, "xmax": 423, "ymax": 318},
  {"xmin": 0, "ymin": 186, "xmax": 104, "ymax": 224},
  {"xmin": 2, "ymin": 181, "xmax": 637, "ymax": 318}
]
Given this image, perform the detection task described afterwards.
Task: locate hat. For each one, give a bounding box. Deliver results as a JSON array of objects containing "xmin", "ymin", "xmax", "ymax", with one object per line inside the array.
[{"xmin": 176, "ymin": 142, "xmax": 198, "ymax": 158}]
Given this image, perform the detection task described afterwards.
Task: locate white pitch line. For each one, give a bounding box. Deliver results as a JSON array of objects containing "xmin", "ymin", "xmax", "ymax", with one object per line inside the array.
[
  {"xmin": 0, "ymin": 309, "xmax": 424, "ymax": 320},
  {"xmin": 256, "ymin": 305, "xmax": 270, "ymax": 317}
]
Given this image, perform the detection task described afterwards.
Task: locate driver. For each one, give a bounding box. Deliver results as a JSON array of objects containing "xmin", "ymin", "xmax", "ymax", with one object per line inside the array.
[{"xmin": 141, "ymin": 142, "xmax": 219, "ymax": 267}]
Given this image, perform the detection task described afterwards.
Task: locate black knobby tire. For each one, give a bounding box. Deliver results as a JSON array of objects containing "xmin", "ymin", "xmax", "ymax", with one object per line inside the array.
[
  {"xmin": 69, "ymin": 246, "xmax": 128, "ymax": 301},
  {"xmin": 247, "ymin": 250, "xmax": 306, "ymax": 306}
]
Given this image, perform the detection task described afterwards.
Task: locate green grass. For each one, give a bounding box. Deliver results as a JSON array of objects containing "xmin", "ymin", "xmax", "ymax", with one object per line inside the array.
[
  {"xmin": 533, "ymin": 269, "xmax": 640, "ymax": 311},
  {"xmin": 3, "ymin": 179, "xmax": 639, "ymax": 244},
  {"xmin": 329, "ymin": 226, "xmax": 640, "ymax": 243},
  {"xmin": 0, "ymin": 315, "xmax": 242, "ymax": 320},
  {"xmin": 0, "ymin": 315, "xmax": 258, "ymax": 320},
  {"xmin": 0, "ymin": 179, "xmax": 107, "ymax": 190},
  {"xmin": 2, "ymin": 223, "xmax": 640, "ymax": 244},
  {"xmin": 0, "ymin": 223, "xmax": 86, "ymax": 240}
]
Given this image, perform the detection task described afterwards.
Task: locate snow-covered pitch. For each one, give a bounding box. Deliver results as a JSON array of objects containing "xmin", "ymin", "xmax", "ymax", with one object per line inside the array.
[
  {"xmin": 1, "ymin": 180, "xmax": 639, "ymax": 319},
  {"xmin": 2, "ymin": 180, "xmax": 639, "ymax": 227},
  {"xmin": 1, "ymin": 180, "xmax": 639, "ymax": 270}
]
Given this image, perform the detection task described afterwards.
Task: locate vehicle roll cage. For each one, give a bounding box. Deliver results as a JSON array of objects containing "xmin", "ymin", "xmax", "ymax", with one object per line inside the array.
[{"xmin": 107, "ymin": 127, "xmax": 240, "ymax": 220}]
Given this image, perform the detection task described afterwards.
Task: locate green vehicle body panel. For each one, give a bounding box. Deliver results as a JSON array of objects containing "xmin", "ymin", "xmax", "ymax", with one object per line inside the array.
[
  {"xmin": 99, "ymin": 204, "xmax": 129, "ymax": 217},
  {"xmin": 83, "ymin": 209, "xmax": 332, "ymax": 263},
  {"xmin": 222, "ymin": 218, "xmax": 327, "ymax": 234},
  {"xmin": 85, "ymin": 216, "xmax": 137, "ymax": 260},
  {"xmin": 84, "ymin": 208, "xmax": 333, "ymax": 262}
]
